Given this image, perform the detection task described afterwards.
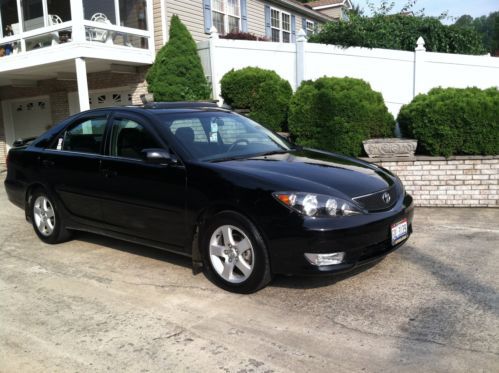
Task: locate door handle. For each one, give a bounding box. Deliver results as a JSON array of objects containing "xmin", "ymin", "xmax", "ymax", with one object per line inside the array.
[
  {"xmin": 41, "ymin": 159, "xmax": 55, "ymax": 168},
  {"xmin": 100, "ymin": 168, "xmax": 118, "ymax": 178}
]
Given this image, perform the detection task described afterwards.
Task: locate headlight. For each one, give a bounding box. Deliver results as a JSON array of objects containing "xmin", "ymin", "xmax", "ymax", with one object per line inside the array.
[{"xmin": 273, "ymin": 192, "xmax": 363, "ymax": 217}]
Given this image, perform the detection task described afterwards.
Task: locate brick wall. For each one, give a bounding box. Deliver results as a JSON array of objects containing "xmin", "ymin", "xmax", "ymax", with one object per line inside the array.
[
  {"xmin": 0, "ymin": 68, "xmax": 149, "ymax": 103},
  {"xmin": 0, "ymin": 104, "xmax": 5, "ymax": 165},
  {"xmin": 367, "ymin": 156, "xmax": 499, "ymax": 208},
  {"xmin": 0, "ymin": 136, "xmax": 6, "ymax": 166}
]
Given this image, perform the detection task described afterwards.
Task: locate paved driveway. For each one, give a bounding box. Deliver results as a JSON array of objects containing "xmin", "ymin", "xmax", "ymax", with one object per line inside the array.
[{"xmin": 0, "ymin": 181, "xmax": 498, "ymax": 372}]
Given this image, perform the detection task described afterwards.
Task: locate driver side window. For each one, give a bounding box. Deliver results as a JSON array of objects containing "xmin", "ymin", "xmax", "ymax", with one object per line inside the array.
[{"xmin": 109, "ymin": 118, "xmax": 161, "ymax": 160}]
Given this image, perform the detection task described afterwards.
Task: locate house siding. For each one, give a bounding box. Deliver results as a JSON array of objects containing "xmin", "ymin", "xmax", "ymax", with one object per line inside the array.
[
  {"xmin": 166, "ymin": 0, "xmax": 206, "ymax": 42},
  {"xmin": 314, "ymin": 6, "xmax": 342, "ymax": 19},
  {"xmin": 162, "ymin": 0, "xmax": 325, "ymax": 42},
  {"xmin": 153, "ymin": 0, "xmax": 164, "ymax": 50},
  {"xmin": 247, "ymin": 1, "xmax": 266, "ymax": 37}
]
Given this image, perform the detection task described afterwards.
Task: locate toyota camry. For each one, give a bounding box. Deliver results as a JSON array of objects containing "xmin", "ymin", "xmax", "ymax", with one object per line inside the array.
[{"xmin": 4, "ymin": 101, "xmax": 414, "ymax": 293}]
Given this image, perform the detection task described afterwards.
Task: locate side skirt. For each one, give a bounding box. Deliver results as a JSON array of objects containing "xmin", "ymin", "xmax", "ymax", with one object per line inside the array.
[{"xmin": 65, "ymin": 223, "xmax": 192, "ymax": 259}]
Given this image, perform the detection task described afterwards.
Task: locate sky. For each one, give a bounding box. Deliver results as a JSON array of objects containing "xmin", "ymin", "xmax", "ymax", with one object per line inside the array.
[{"xmin": 354, "ymin": 0, "xmax": 499, "ymax": 23}]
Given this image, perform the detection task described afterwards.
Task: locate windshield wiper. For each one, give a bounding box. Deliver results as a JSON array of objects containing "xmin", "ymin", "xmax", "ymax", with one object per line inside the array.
[
  {"xmin": 208, "ymin": 154, "xmax": 254, "ymax": 163},
  {"xmin": 207, "ymin": 149, "xmax": 294, "ymax": 163},
  {"xmin": 252, "ymin": 149, "xmax": 295, "ymax": 157}
]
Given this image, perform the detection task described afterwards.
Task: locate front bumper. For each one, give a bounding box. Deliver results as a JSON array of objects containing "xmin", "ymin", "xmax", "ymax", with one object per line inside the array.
[{"xmin": 266, "ymin": 194, "xmax": 414, "ymax": 275}]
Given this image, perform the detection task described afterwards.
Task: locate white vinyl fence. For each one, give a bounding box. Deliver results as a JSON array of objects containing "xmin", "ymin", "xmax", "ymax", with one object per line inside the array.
[{"xmin": 197, "ymin": 29, "xmax": 499, "ymax": 117}]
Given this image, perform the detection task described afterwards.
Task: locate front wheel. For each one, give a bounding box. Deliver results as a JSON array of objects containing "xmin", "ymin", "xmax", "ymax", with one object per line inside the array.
[
  {"xmin": 202, "ymin": 211, "xmax": 271, "ymax": 293},
  {"xmin": 30, "ymin": 189, "xmax": 72, "ymax": 244}
]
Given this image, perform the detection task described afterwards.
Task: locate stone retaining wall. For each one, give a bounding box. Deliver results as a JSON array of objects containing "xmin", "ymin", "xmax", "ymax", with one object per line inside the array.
[{"xmin": 365, "ymin": 156, "xmax": 498, "ymax": 208}]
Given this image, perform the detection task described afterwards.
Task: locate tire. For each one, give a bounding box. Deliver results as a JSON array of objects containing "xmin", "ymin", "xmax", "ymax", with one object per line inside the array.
[
  {"xmin": 201, "ymin": 211, "xmax": 272, "ymax": 293},
  {"xmin": 29, "ymin": 189, "xmax": 72, "ymax": 244}
]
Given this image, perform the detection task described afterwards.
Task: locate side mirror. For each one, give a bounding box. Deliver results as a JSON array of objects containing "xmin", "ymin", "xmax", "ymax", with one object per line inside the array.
[{"xmin": 141, "ymin": 148, "xmax": 177, "ymax": 165}]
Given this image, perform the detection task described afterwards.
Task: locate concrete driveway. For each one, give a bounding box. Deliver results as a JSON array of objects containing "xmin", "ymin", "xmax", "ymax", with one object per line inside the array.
[{"xmin": 0, "ymin": 181, "xmax": 498, "ymax": 372}]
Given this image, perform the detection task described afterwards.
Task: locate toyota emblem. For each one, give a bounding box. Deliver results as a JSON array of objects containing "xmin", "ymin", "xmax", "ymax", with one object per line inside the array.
[{"xmin": 382, "ymin": 192, "xmax": 391, "ymax": 204}]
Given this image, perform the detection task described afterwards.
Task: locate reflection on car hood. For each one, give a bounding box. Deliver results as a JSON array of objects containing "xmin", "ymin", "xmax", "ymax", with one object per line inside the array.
[{"xmin": 212, "ymin": 149, "xmax": 394, "ymax": 198}]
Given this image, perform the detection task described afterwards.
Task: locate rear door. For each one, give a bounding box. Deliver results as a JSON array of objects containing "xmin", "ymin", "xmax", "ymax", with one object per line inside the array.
[
  {"xmin": 98, "ymin": 113, "xmax": 188, "ymax": 250},
  {"xmin": 40, "ymin": 113, "xmax": 110, "ymax": 223}
]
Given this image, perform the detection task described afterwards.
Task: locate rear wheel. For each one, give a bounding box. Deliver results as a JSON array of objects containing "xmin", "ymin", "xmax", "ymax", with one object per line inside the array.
[
  {"xmin": 202, "ymin": 211, "xmax": 271, "ymax": 293},
  {"xmin": 30, "ymin": 189, "xmax": 72, "ymax": 244}
]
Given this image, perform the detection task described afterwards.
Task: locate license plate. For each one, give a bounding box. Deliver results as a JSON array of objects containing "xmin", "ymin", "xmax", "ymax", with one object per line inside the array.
[{"xmin": 391, "ymin": 219, "xmax": 408, "ymax": 246}]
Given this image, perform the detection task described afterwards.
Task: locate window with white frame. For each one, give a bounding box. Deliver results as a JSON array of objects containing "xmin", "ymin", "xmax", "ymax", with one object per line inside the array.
[
  {"xmin": 212, "ymin": 0, "xmax": 241, "ymax": 35},
  {"xmin": 270, "ymin": 8, "xmax": 291, "ymax": 43},
  {"xmin": 306, "ymin": 20, "xmax": 315, "ymax": 36}
]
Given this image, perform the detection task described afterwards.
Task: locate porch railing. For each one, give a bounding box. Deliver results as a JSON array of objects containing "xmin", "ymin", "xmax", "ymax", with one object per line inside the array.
[{"xmin": 0, "ymin": 20, "xmax": 152, "ymax": 58}]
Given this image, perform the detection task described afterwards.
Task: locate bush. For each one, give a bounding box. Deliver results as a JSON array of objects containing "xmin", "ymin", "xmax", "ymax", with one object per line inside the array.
[
  {"xmin": 146, "ymin": 15, "xmax": 210, "ymax": 101},
  {"xmin": 398, "ymin": 87, "xmax": 499, "ymax": 156},
  {"xmin": 220, "ymin": 67, "xmax": 292, "ymax": 131},
  {"xmin": 220, "ymin": 31, "xmax": 268, "ymax": 41},
  {"xmin": 288, "ymin": 77, "xmax": 395, "ymax": 156},
  {"xmin": 309, "ymin": 14, "xmax": 487, "ymax": 55}
]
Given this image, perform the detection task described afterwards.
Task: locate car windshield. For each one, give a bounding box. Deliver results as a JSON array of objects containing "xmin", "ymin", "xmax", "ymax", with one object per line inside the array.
[{"xmin": 157, "ymin": 111, "xmax": 294, "ymax": 162}]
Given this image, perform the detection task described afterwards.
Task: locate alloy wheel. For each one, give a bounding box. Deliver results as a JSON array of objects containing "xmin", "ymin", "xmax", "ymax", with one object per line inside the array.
[
  {"xmin": 209, "ymin": 225, "xmax": 255, "ymax": 283},
  {"xmin": 33, "ymin": 196, "xmax": 56, "ymax": 237}
]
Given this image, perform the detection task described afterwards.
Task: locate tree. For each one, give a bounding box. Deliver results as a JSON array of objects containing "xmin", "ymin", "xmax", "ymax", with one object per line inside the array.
[
  {"xmin": 454, "ymin": 15, "xmax": 474, "ymax": 28},
  {"xmin": 454, "ymin": 12, "xmax": 499, "ymax": 55},
  {"xmin": 146, "ymin": 15, "xmax": 210, "ymax": 101},
  {"xmin": 493, "ymin": 15, "xmax": 499, "ymax": 55},
  {"xmin": 349, "ymin": 3, "xmax": 364, "ymax": 17}
]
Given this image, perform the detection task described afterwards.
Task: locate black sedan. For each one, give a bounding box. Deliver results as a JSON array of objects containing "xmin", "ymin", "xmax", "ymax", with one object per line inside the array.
[{"xmin": 4, "ymin": 102, "xmax": 414, "ymax": 293}]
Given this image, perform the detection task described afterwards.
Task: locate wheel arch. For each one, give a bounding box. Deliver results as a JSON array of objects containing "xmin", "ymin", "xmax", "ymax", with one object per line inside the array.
[
  {"xmin": 24, "ymin": 182, "xmax": 47, "ymax": 222},
  {"xmin": 190, "ymin": 203, "xmax": 271, "ymax": 274}
]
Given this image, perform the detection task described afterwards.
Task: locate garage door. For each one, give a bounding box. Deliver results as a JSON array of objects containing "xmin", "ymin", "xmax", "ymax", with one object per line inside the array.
[
  {"xmin": 11, "ymin": 98, "xmax": 52, "ymax": 140},
  {"xmin": 69, "ymin": 89, "xmax": 133, "ymax": 115}
]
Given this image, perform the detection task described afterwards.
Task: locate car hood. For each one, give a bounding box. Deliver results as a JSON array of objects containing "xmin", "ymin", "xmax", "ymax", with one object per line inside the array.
[{"xmin": 208, "ymin": 149, "xmax": 395, "ymax": 198}]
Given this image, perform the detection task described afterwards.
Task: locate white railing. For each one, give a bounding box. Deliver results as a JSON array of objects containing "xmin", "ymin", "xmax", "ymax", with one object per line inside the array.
[
  {"xmin": 0, "ymin": 20, "xmax": 152, "ymax": 59},
  {"xmin": 82, "ymin": 20, "xmax": 150, "ymax": 49}
]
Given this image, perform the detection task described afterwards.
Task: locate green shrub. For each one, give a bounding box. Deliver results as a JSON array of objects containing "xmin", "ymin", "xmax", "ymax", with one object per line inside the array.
[
  {"xmin": 146, "ymin": 15, "xmax": 210, "ymax": 101},
  {"xmin": 309, "ymin": 14, "xmax": 487, "ymax": 55},
  {"xmin": 220, "ymin": 67, "xmax": 292, "ymax": 131},
  {"xmin": 288, "ymin": 77, "xmax": 395, "ymax": 156},
  {"xmin": 398, "ymin": 87, "xmax": 499, "ymax": 156}
]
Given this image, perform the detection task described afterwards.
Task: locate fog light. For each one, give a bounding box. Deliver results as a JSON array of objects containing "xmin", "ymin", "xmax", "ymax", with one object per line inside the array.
[{"xmin": 305, "ymin": 252, "xmax": 345, "ymax": 266}]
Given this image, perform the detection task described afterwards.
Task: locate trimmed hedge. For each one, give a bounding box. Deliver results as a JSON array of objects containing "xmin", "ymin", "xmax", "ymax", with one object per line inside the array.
[
  {"xmin": 398, "ymin": 87, "xmax": 499, "ymax": 156},
  {"xmin": 146, "ymin": 15, "xmax": 210, "ymax": 101},
  {"xmin": 220, "ymin": 31, "xmax": 268, "ymax": 41},
  {"xmin": 220, "ymin": 67, "xmax": 292, "ymax": 132},
  {"xmin": 288, "ymin": 77, "xmax": 395, "ymax": 156}
]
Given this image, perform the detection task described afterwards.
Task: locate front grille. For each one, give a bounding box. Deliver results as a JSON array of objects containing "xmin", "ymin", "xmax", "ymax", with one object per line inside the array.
[{"xmin": 353, "ymin": 185, "xmax": 397, "ymax": 212}]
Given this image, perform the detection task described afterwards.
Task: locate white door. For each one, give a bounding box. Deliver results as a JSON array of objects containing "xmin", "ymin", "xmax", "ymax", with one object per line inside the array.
[
  {"xmin": 68, "ymin": 89, "xmax": 133, "ymax": 115},
  {"xmin": 11, "ymin": 98, "xmax": 52, "ymax": 140}
]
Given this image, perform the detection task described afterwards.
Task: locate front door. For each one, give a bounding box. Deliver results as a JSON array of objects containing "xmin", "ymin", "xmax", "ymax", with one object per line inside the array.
[{"xmin": 98, "ymin": 114, "xmax": 187, "ymax": 250}]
